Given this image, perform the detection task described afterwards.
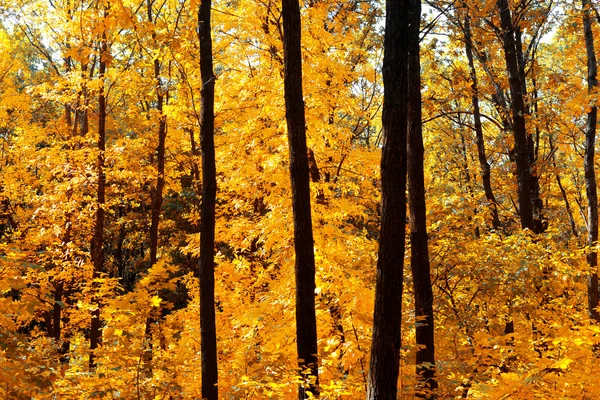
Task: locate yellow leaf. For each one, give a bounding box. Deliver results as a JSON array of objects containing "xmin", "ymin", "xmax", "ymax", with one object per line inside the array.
[
  {"xmin": 556, "ymin": 357, "xmax": 572, "ymax": 370},
  {"xmin": 151, "ymin": 295, "xmax": 162, "ymax": 307}
]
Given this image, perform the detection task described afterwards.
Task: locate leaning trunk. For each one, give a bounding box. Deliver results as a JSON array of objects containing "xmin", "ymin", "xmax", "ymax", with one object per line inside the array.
[{"xmin": 367, "ymin": 0, "xmax": 411, "ymax": 398}]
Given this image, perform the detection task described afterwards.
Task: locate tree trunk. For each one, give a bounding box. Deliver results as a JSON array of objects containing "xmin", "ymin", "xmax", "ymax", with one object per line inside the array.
[
  {"xmin": 464, "ymin": 15, "xmax": 500, "ymax": 229},
  {"xmin": 556, "ymin": 173, "xmax": 579, "ymax": 238},
  {"xmin": 367, "ymin": 0, "xmax": 411, "ymax": 398},
  {"xmin": 281, "ymin": 0, "xmax": 319, "ymax": 397},
  {"xmin": 528, "ymin": 56, "xmax": 544, "ymax": 233},
  {"xmin": 147, "ymin": 0, "xmax": 167, "ymax": 268},
  {"xmin": 144, "ymin": 0, "xmax": 169, "ymax": 372},
  {"xmin": 89, "ymin": 8, "xmax": 108, "ymax": 370},
  {"xmin": 496, "ymin": 0, "xmax": 535, "ymax": 232},
  {"xmin": 198, "ymin": 1, "xmax": 219, "ymax": 398},
  {"xmin": 51, "ymin": 181, "xmax": 74, "ymax": 364},
  {"xmin": 57, "ymin": 213, "xmax": 72, "ymax": 364},
  {"xmin": 188, "ymin": 127, "xmax": 202, "ymax": 198},
  {"xmin": 582, "ymin": 0, "xmax": 600, "ymax": 322},
  {"xmin": 549, "ymin": 137, "xmax": 578, "ymax": 238},
  {"xmin": 408, "ymin": 2, "xmax": 436, "ymax": 397},
  {"xmin": 51, "ymin": 280, "xmax": 63, "ymax": 342}
]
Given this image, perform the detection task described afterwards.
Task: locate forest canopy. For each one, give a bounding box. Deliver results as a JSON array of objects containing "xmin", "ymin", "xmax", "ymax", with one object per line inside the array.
[{"xmin": 0, "ymin": 0, "xmax": 599, "ymax": 398}]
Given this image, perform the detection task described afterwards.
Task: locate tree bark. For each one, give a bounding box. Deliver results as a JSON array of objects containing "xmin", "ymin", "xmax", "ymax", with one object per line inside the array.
[
  {"xmin": 464, "ymin": 15, "xmax": 500, "ymax": 229},
  {"xmin": 198, "ymin": 0, "xmax": 219, "ymax": 398},
  {"xmin": 143, "ymin": 0, "xmax": 169, "ymax": 372},
  {"xmin": 582, "ymin": 0, "xmax": 600, "ymax": 322},
  {"xmin": 89, "ymin": 7, "xmax": 108, "ymax": 370},
  {"xmin": 408, "ymin": 2, "xmax": 436, "ymax": 396},
  {"xmin": 147, "ymin": 0, "xmax": 167, "ymax": 268},
  {"xmin": 496, "ymin": 0, "xmax": 535, "ymax": 232},
  {"xmin": 555, "ymin": 173, "xmax": 579, "ymax": 238},
  {"xmin": 548, "ymin": 137, "xmax": 578, "ymax": 238},
  {"xmin": 51, "ymin": 281, "xmax": 63, "ymax": 342},
  {"xmin": 528, "ymin": 56, "xmax": 544, "ymax": 233},
  {"xmin": 367, "ymin": 0, "xmax": 411, "ymax": 398},
  {"xmin": 281, "ymin": 0, "xmax": 319, "ymax": 397}
]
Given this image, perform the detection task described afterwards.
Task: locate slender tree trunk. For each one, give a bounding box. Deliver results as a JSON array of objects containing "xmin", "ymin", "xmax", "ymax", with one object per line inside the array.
[
  {"xmin": 143, "ymin": 0, "xmax": 169, "ymax": 372},
  {"xmin": 464, "ymin": 15, "xmax": 499, "ymax": 229},
  {"xmin": 198, "ymin": 1, "xmax": 218, "ymax": 398},
  {"xmin": 496, "ymin": 0, "xmax": 542, "ymax": 334},
  {"xmin": 116, "ymin": 206, "xmax": 126, "ymax": 285},
  {"xmin": 49, "ymin": 171, "xmax": 74, "ymax": 364},
  {"xmin": 188, "ymin": 127, "xmax": 202, "ymax": 198},
  {"xmin": 556, "ymin": 173, "xmax": 579, "ymax": 238},
  {"xmin": 408, "ymin": 2, "xmax": 436, "ymax": 396},
  {"xmin": 281, "ymin": 0, "xmax": 319, "ymax": 397},
  {"xmin": 59, "ymin": 184, "xmax": 74, "ymax": 363},
  {"xmin": 57, "ymin": 210, "xmax": 72, "ymax": 364},
  {"xmin": 496, "ymin": 0, "xmax": 534, "ymax": 232},
  {"xmin": 89, "ymin": 8, "xmax": 108, "ymax": 370},
  {"xmin": 514, "ymin": 27, "xmax": 528, "ymax": 117},
  {"xmin": 549, "ymin": 137, "xmax": 578, "ymax": 238},
  {"xmin": 52, "ymin": 281, "xmax": 63, "ymax": 342},
  {"xmin": 147, "ymin": 0, "xmax": 167, "ymax": 268},
  {"xmin": 367, "ymin": 0, "xmax": 411, "ymax": 398},
  {"xmin": 528, "ymin": 58, "xmax": 544, "ymax": 233},
  {"xmin": 582, "ymin": 0, "xmax": 600, "ymax": 322}
]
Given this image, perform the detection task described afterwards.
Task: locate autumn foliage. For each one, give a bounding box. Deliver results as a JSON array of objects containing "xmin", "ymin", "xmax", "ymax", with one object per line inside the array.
[{"xmin": 1, "ymin": 0, "xmax": 600, "ymax": 398}]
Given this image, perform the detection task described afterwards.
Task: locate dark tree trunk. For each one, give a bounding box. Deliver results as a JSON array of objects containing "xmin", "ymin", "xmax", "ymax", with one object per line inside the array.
[
  {"xmin": 281, "ymin": 0, "xmax": 319, "ymax": 397},
  {"xmin": 367, "ymin": 0, "xmax": 411, "ymax": 398},
  {"xmin": 144, "ymin": 0, "xmax": 169, "ymax": 372},
  {"xmin": 51, "ymin": 186, "xmax": 74, "ymax": 364},
  {"xmin": 198, "ymin": 1, "xmax": 219, "ymax": 398},
  {"xmin": 58, "ymin": 216, "xmax": 72, "ymax": 364},
  {"xmin": 528, "ymin": 61, "xmax": 544, "ymax": 234},
  {"xmin": 89, "ymin": 9, "xmax": 108, "ymax": 370},
  {"xmin": 188, "ymin": 127, "xmax": 202, "ymax": 198},
  {"xmin": 514, "ymin": 27, "xmax": 528, "ymax": 117},
  {"xmin": 116, "ymin": 206, "xmax": 126, "ymax": 285},
  {"xmin": 583, "ymin": 0, "xmax": 600, "ymax": 322},
  {"xmin": 556, "ymin": 173, "xmax": 579, "ymax": 238},
  {"xmin": 408, "ymin": 2, "xmax": 436, "ymax": 397},
  {"xmin": 52, "ymin": 281, "xmax": 63, "ymax": 342},
  {"xmin": 147, "ymin": 0, "xmax": 167, "ymax": 268},
  {"xmin": 549, "ymin": 137, "xmax": 578, "ymax": 238},
  {"xmin": 464, "ymin": 15, "xmax": 499, "ymax": 229},
  {"xmin": 496, "ymin": 0, "xmax": 535, "ymax": 232}
]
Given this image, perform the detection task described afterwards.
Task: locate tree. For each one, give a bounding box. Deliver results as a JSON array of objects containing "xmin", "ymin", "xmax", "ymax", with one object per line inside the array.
[
  {"xmin": 281, "ymin": 0, "xmax": 319, "ymax": 396},
  {"xmin": 367, "ymin": 0, "xmax": 411, "ymax": 397},
  {"xmin": 463, "ymin": 13, "xmax": 500, "ymax": 229},
  {"xmin": 496, "ymin": 0, "xmax": 535, "ymax": 232},
  {"xmin": 89, "ymin": 4, "xmax": 109, "ymax": 370},
  {"xmin": 7, "ymin": 0, "xmax": 600, "ymax": 398},
  {"xmin": 143, "ymin": 0, "xmax": 170, "ymax": 372},
  {"xmin": 582, "ymin": 0, "xmax": 599, "ymax": 322},
  {"xmin": 407, "ymin": 0, "xmax": 436, "ymax": 396},
  {"xmin": 198, "ymin": 0, "xmax": 218, "ymax": 398},
  {"xmin": 147, "ymin": 0, "xmax": 168, "ymax": 274}
]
